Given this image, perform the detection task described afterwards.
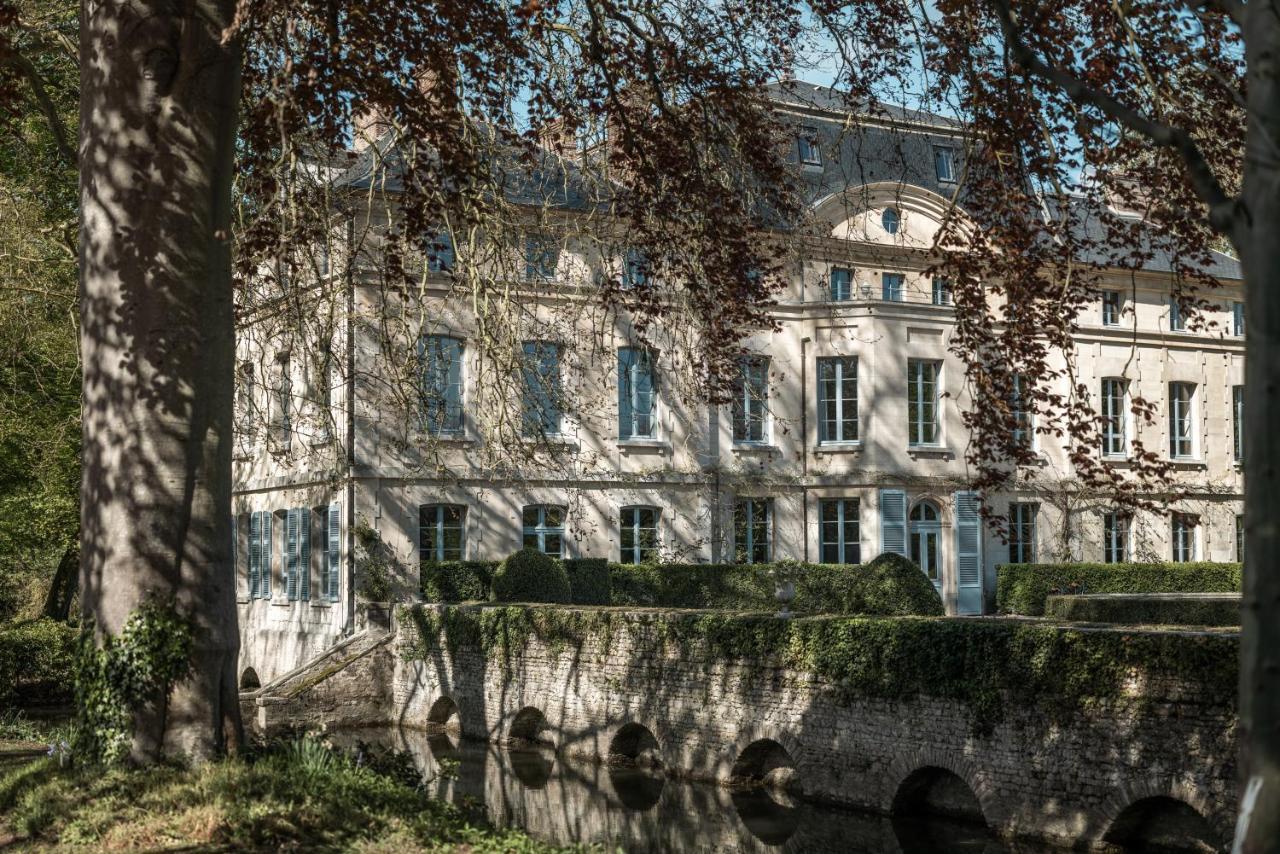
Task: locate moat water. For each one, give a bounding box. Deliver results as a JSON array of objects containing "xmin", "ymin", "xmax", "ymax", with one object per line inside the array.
[{"xmin": 331, "ymin": 726, "xmax": 1067, "ymax": 853}]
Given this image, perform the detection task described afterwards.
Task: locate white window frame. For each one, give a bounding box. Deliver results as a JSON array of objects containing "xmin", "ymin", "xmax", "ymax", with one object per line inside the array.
[
  {"xmin": 1234, "ymin": 385, "xmax": 1244, "ymax": 462},
  {"xmin": 1103, "ymin": 511, "xmax": 1129, "ymax": 563},
  {"xmin": 830, "ymin": 266, "xmax": 853, "ymax": 301},
  {"xmin": 798, "ymin": 126, "xmax": 822, "ymax": 165},
  {"xmin": 522, "ymin": 504, "xmax": 566, "ymax": 558},
  {"xmin": 819, "ymin": 498, "xmax": 861, "ymax": 564},
  {"xmin": 882, "ymin": 271, "xmax": 905, "ymax": 301},
  {"xmin": 419, "ymin": 335, "xmax": 464, "ymax": 436},
  {"xmin": 817, "ymin": 356, "xmax": 858, "ymax": 444},
  {"xmin": 1233, "ymin": 301, "xmax": 1245, "ymax": 337},
  {"xmin": 733, "ymin": 498, "xmax": 772, "ymax": 564},
  {"xmin": 619, "ymin": 505, "xmax": 660, "ymax": 564},
  {"xmin": 420, "ymin": 504, "xmax": 465, "ymax": 562},
  {"xmin": 933, "ymin": 146, "xmax": 956, "ymax": 183},
  {"xmin": 732, "ymin": 356, "xmax": 769, "ymax": 444},
  {"xmin": 1102, "ymin": 290, "xmax": 1122, "ymax": 326},
  {"xmin": 1011, "ymin": 374, "xmax": 1034, "ymax": 450},
  {"xmin": 618, "ymin": 347, "xmax": 657, "ymax": 440},
  {"xmin": 1172, "ymin": 513, "xmax": 1198, "ymax": 563},
  {"xmin": 907, "ymin": 359, "xmax": 941, "ymax": 446},
  {"xmin": 520, "ymin": 341, "xmax": 562, "ymax": 438},
  {"xmin": 909, "ymin": 501, "xmax": 942, "ymax": 585},
  {"xmin": 1236, "ymin": 514, "xmax": 1245, "ymax": 562},
  {"xmin": 1169, "ymin": 297, "xmax": 1186, "ymax": 332},
  {"xmin": 1101, "ymin": 378, "xmax": 1128, "ymax": 457},
  {"xmin": 1169, "ymin": 381, "xmax": 1197, "ymax": 459},
  {"xmin": 1009, "ymin": 502, "xmax": 1038, "ymax": 563},
  {"xmin": 932, "ymin": 276, "xmax": 952, "ymax": 306}
]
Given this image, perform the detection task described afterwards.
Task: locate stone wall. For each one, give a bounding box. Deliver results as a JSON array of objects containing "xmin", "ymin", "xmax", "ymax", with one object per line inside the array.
[{"xmin": 389, "ymin": 606, "xmax": 1239, "ymax": 849}]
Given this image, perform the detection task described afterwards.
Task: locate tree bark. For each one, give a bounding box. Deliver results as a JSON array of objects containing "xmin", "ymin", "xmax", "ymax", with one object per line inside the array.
[
  {"xmin": 42, "ymin": 544, "xmax": 78, "ymax": 621},
  {"xmin": 78, "ymin": 0, "xmax": 243, "ymax": 762},
  {"xmin": 1235, "ymin": 4, "xmax": 1280, "ymax": 849}
]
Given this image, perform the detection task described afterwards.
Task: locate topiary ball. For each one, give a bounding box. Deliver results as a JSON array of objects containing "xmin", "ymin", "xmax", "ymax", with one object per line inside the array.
[
  {"xmin": 491, "ymin": 548, "xmax": 572, "ymax": 604},
  {"xmin": 859, "ymin": 552, "xmax": 946, "ymax": 616}
]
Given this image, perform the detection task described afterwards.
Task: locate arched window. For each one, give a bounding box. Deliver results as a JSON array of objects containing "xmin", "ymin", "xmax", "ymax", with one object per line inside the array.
[
  {"xmin": 881, "ymin": 207, "xmax": 901, "ymax": 235},
  {"xmin": 909, "ymin": 501, "xmax": 941, "ymax": 584}
]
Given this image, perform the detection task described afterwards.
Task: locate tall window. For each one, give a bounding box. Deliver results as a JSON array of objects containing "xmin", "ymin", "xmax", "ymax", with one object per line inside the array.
[
  {"xmin": 1102, "ymin": 290, "xmax": 1122, "ymax": 326},
  {"xmin": 1009, "ymin": 503, "xmax": 1038, "ymax": 563},
  {"xmin": 618, "ymin": 347, "xmax": 656, "ymax": 440},
  {"xmin": 882, "ymin": 272, "xmax": 905, "ymax": 302},
  {"xmin": 272, "ymin": 353, "xmax": 292, "ymax": 444},
  {"xmin": 907, "ymin": 359, "xmax": 941, "ymax": 446},
  {"xmin": 1103, "ymin": 511, "xmax": 1129, "ymax": 563},
  {"xmin": 1169, "ymin": 297, "xmax": 1185, "ymax": 331},
  {"xmin": 1101, "ymin": 378, "xmax": 1127, "ymax": 456},
  {"xmin": 1169, "ymin": 382, "xmax": 1196, "ymax": 459},
  {"xmin": 283, "ymin": 507, "xmax": 311, "ymax": 602},
  {"xmin": 732, "ymin": 357, "xmax": 769, "ymax": 443},
  {"xmin": 1237, "ymin": 514, "xmax": 1245, "ymax": 562},
  {"xmin": 934, "ymin": 146, "xmax": 955, "ymax": 182},
  {"xmin": 830, "ymin": 267, "xmax": 853, "ymax": 301},
  {"xmin": 818, "ymin": 357, "xmax": 858, "ymax": 443},
  {"xmin": 247, "ymin": 510, "xmax": 272, "ymax": 599},
  {"xmin": 622, "ymin": 248, "xmax": 649, "ymax": 288},
  {"xmin": 1010, "ymin": 374, "xmax": 1033, "ymax": 450},
  {"xmin": 1234, "ymin": 385, "xmax": 1244, "ymax": 462},
  {"xmin": 909, "ymin": 502, "xmax": 941, "ymax": 583},
  {"xmin": 820, "ymin": 499, "xmax": 860, "ymax": 564},
  {"xmin": 797, "ymin": 127, "xmax": 821, "ymax": 165},
  {"xmin": 932, "ymin": 277, "xmax": 952, "ymax": 306},
  {"xmin": 522, "ymin": 505, "xmax": 565, "ymax": 557},
  {"xmin": 524, "ymin": 234, "xmax": 559, "ymax": 280},
  {"xmin": 1233, "ymin": 301, "xmax": 1245, "ymax": 336},
  {"xmin": 420, "ymin": 335, "xmax": 464, "ymax": 434},
  {"xmin": 881, "ymin": 208, "xmax": 900, "ymax": 235},
  {"xmin": 420, "ymin": 504, "xmax": 465, "ymax": 562},
  {"xmin": 325, "ymin": 503, "xmax": 340, "ymax": 602},
  {"xmin": 733, "ymin": 498, "xmax": 772, "ymax": 564},
  {"xmin": 521, "ymin": 341, "xmax": 561, "ymax": 437},
  {"xmin": 620, "ymin": 506, "xmax": 659, "ymax": 564},
  {"xmin": 1172, "ymin": 513, "xmax": 1198, "ymax": 563},
  {"xmin": 425, "ymin": 232, "xmax": 454, "ymax": 273}
]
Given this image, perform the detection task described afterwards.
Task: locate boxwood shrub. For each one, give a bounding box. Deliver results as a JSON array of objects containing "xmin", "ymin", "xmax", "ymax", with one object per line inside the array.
[
  {"xmin": 420, "ymin": 561, "xmax": 496, "ymax": 603},
  {"xmin": 1044, "ymin": 593, "xmax": 1241, "ymax": 626},
  {"xmin": 997, "ymin": 562, "xmax": 1242, "ymax": 616},
  {"xmin": 563, "ymin": 559, "xmax": 610, "ymax": 605},
  {"xmin": 0, "ymin": 618, "xmax": 78, "ymax": 706},
  {"xmin": 490, "ymin": 549, "xmax": 572, "ymax": 604}
]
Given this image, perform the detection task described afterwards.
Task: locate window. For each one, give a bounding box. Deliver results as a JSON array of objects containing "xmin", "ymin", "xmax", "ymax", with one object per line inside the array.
[
  {"xmin": 830, "ymin": 267, "xmax": 853, "ymax": 301},
  {"xmin": 1237, "ymin": 514, "xmax": 1245, "ymax": 562},
  {"xmin": 1234, "ymin": 385, "xmax": 1244, "ymax": 462},
  {"xmin": 1169, "ymin": 382, "xmax": 1196, "ymax": 459},
  {"xmin": 618, "ymin": 347, "xmax": 656, "ymax": 439},
  {"xmin": 881, "ymin": 207, "xmax": 900, "ymax": 235},
  {"xmin": 247, "ymin": 510, "xmax": 273, "ymax": 599},
  {"xmin": 325, "ymin": 503, "xmax": 340, "ymax": 602},
  {"xmin": 620, "ymin": 506, "xmax": 659, "ymax": 564},
  {"xmin": 732, "ymin": 356, "xmax": 769, "ymax": 443},
  {"xmin": 283, "ymin": 507, "xmax": 311, "ymax": 602},
  {"xmin": 1101, "ymin": 378, "xmax": 1127, "ymax": 456},
  {"xmin": 419, "ymin": 335, "xmax": 463, "ymax": 434},
  {"xmin": 882, "ymin": 272, "xmax": 905, "ymax": 302},
  {"xmin": 1009, "ymin": 503, "xmax": 1038, "ymax": 563},
  {"xmin": 818, "ymin": 357, "xmax": 859, "ymax": 444},
  {"xmin": 1233, "ymin": 301, "xmax": 1245, "ymax": 336},
  {"xmin": 524, "ymin": 234, "xmax": 559, "ymax": 280},
  {"xmin": 273, "ymin": 353, "xmax": 292, "ymax": 445},
  {"xmin": 932, "ymin": 276, "xmax": 952, "ymax": 306},
  {"xmin": 909, "ymin": 502, "xmax": 941, "ymax": 583},
  {"xmin": 1172, "ymin": 513, "xmax": 1198, "ymax": 563},
  {"xmin": 426, "ymin": 232, "xmax": 454, "ymax": 273},
  {"xmin": 907, "ymin": 359, "xmax": 941, "ymax": 446},
  {"xmin": 798, "ymin": 126, "xmax": 822, "ymax": 165},
  {"xmin": 934, "ymin": 146, "xmax": 955, "ymax": 182},
  {"xmin": 1010, "ymin": 374, "xmax": 1033, "ymax": 450},
  {"xmin": 1169, "ymin": 297, "xmax": 1185, "ymax": 331},
  {"xmin": 522, "ymin": 505, "xmax": 565, "ymax": 557},
  {"xmin": 733, "ymin": 498, "xmax": 772, "ymax": 564},
  {"xmin": 420, "ymin": 504, "xmax": 465, "ymax": 562},
  {"xmin": 1102, "ymin": 290, "xmax": 1122, "ymax": 326},
  {"xmin": 520, "ymin": 341, "xmax": 561, "ymax": 437},
  {"xmin": 1103, "ymin": 511, "xmax": 1129, "ymax": 563},
  {"xmin": 622, "ymin": 248, "xmax": 649, "ymax": 288},
  {"xmin": 820, "ymin": 499, "xmax": 860, "ymax": 564}
]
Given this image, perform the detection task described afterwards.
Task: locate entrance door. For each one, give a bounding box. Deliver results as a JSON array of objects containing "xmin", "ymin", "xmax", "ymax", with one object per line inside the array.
[{"xmin": 909, "ymin": 501, "xmax": 942, "ymax": 591}]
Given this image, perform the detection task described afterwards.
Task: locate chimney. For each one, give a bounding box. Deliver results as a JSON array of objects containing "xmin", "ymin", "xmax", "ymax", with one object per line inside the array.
[{"xmin": 352, "ymin": 106, "xmax": 392, "ymax": 153}]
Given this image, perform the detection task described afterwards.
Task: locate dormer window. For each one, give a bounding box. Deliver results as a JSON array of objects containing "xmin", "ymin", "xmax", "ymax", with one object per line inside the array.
[
  {"xmin": 881, "ymin": 207, "xmax": 900, "ymax": 235},
  {"xmin": 798, "ymin": 127, "xmax": 822, "ymax": 165},
  {"xmin": 934, "ymin": 146, "xmax": 956, "ymax": 182}
]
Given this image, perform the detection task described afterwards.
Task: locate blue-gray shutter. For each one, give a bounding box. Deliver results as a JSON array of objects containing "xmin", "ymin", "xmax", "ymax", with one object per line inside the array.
[
  {"xmin": 262, "ymin": 511, "xmax": 273, "ymax": 598},
  {"xmin": 248, "ymin": 512, "xmax": 261, "ymax": 598},
  {"xmin": 327, "ymin": 503, "xmax": 340, "ymax": 601},
  {"xmin": 879, "ymin": 489, "xmax": 908, "ymax": 557},
  {"xmin": 299, "ymin": 507, "xmax": 311, "ymax": 601},
  {"xmin": 618, "ymin": 349, "xmax": 634, "ymax": 439},
  {"xmin": 285, "ymin": 508, "xmax": 298, "ymax": 601},
  {"xmin": 954, "ymin": 491, "xmax": 983, "ymax": 615}
]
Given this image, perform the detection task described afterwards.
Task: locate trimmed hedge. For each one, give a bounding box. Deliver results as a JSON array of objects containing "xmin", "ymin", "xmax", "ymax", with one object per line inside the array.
[
  {"xmin": 996, "ymin": 562, "xmax": 1242, "ymax": 616},
  {"xmin": 420, "ymin": 561, "xmax": 495, "ymax": 603},
  {"xmin": 491, "ymin": 549, "xmax": 571, "ymax": 604},
  {"xmin": 563, "ymin": 559, "xmax": 610, "ymax": 606},
  {"xmin": 0, "ymin": 618, "xmax": 78, "ymax": 706},
  {"xmin": 1044, "ymin": 593, "xmax": 1241, "ymax": 627},
  {"xmin": 401, "ymin": 604, "xmax": 1238, "ymax": 735}
]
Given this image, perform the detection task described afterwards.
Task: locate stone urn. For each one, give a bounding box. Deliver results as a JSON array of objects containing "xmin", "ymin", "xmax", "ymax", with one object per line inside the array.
[{"xmin": 773, "ymin": 564, "xmax": 797, "ymax": 619}]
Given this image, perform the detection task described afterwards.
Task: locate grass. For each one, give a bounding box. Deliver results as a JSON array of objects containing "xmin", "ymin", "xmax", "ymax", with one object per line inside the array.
[{"xmin": 0, "ymin": 736, "xmax": 577, "ymax": 852}]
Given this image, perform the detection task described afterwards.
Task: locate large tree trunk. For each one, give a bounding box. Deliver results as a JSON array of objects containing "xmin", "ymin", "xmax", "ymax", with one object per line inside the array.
[
  {"xmin": 1236, "ymin": 5, "xmax": 1280, "ymax": 849},
  {"xmin": 78, "ymin": 0, "xmax": 243, "ymax": 762}
]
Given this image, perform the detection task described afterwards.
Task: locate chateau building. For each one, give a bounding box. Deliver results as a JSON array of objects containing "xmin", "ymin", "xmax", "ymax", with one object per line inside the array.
[{"xmin": 232, "ymin": 81, "xmax": 1244, "ymax": 684}]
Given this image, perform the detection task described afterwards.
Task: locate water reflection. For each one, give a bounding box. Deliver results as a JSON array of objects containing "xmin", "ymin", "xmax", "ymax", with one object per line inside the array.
[{"xmin": 331, "ymin": 726, "xmax": 1056, "ymax": 853}]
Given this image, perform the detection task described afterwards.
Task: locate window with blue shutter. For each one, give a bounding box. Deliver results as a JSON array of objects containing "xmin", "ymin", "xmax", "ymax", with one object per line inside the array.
[
  {"xmin": 261, "ymin": 511, "xmax": 273, "ymax": 598},
  {"xmin": 878, "ymin": 489, "xmax": 908, "ymax": 557},
  {"xmin": 248, "ymin": 512, "xmax": 261, "ymax": 598},
  {"xmin": 882, "ymin": 272, "xmax": 904, "ymax": 301},
  {"xmin": 285, "ymin": 508, "xmax": 299, "ymax": 601},
  {"xmin": 618, "ymin": 347, "xmax": 656, "ymax": 439},
  {"xmin": 830, "ymin": 267, "xmax": 853, "ymax": 301},
  {"xmin": 622, "ymin": 248, "xmax": 649, "ymax": 288},
  {"xmin": 521, "ymin": 341, "xmax": 562, "ymax": 437},
  {"xmin": 426, "ymin": 232, "xmax": 454, "ymax": 273},
  {"xmin": 327, "ymin": 503, "xmax": 340, "ymax": 601},
  {"xmin": 419, "ymin": 335, "xmax": 464, "ymax": 434},
  {"xmin": 299, "ymin": 507, "xmax": 311, "ymax": 601},
  {"xmin": 954, "ymin": 491, "xmax": 983, "ymax": 614}
]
